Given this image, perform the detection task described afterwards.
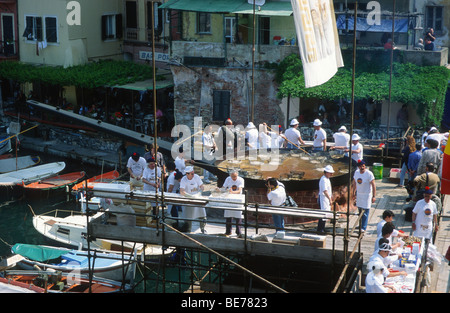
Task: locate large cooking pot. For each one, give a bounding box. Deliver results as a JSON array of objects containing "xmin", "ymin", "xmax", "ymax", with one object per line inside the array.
[{"xmin": 193, "ymin": 149, "xmax": 356, "ymax": 191}]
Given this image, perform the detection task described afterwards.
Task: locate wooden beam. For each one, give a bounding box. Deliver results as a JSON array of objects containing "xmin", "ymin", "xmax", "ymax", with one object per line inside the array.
[{"xmin": 88, "ymin": 223, "xmax": 346, "ymax": 264}]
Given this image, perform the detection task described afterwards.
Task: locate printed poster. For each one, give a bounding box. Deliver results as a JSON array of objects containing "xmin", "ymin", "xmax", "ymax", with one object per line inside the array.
[{"xmin": 291, "ymin": 0, "xmax": 344, "ymax": 88}]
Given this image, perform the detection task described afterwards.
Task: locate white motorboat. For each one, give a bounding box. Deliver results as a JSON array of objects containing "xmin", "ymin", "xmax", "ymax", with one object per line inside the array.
[
  {"xmin": 0, "ymin": 162, "xmax": 66, "ymax": 186},
  {"xmin": 32, "ymin": 209, "xmax": 166, "ymax": 260},
  {"xmin": 11, "ymin": 243, "xmax": 135, "ymax": 283}
]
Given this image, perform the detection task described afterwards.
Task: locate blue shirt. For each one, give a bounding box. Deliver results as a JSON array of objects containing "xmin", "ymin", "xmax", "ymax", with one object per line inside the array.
[{"xmin": 407, "ymin": 150, "xmax": 422, "ymax": 172}]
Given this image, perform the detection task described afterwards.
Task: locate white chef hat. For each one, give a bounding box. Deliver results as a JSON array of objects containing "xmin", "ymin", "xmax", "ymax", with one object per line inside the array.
[
  {"xmin": 352, "ymin": 134, "xmax": 361, "ymax": 141},
  {"xmin": 338, "ymin": 125, "xmax": 347, "ymax": 132},
  {"xmin": 324, "ymin": 165, "xmax": 335, "ymax": 173},
  {"xmin": 185, "ymin": 166, "xmax": 194, "ymax": 173},
  {"xmin": 290, "ymin": 118, "xmax": 299, "ymax": 126},
  {"xmin": 313, "ymin": 119, "xmax": 322, "ymax": 126}
]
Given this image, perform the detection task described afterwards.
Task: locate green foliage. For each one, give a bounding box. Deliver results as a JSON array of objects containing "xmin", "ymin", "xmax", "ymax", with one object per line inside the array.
[
  {"xmin": 0, "ymin": 60, "xmax": 161, "ymax": 88},
  {"xmin": 275, "ymin": 54, "xmax": 450, "ymax": 126}
]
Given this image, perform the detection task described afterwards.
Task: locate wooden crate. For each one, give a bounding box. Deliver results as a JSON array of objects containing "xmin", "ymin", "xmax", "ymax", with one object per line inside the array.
[{"xmin": 298, "ymin": 236, "xmax": 326, "ymax": 248}]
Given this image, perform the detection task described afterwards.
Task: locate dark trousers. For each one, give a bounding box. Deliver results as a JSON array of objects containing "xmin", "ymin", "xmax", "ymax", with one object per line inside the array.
[{"xmin": 225, "ymin": 218, "xmax": 242, "ymax": 235}]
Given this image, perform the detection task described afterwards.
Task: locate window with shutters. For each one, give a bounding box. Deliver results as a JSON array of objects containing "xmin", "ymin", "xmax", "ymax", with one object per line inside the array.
[
  {"xmin": 147, "ymin": 1, "xmax": 163, "ymax": 38},
  {"xmin": 23, "ymin": 15, "xmax": 42, "ymax": 41},
  {"xmin": 126, "ymin": 1, "xmax": 137, "ymax": 29},
  {"xmin": 101, "ymin": 14, "xmax": 123, "ymax": 40},
  {"xmin": 44, "ymin": 16, "xmax": 57, "ymax": 43},
  {"xmin": 197, "ymin": 12, "xmax": 211, "ymax": 34},
  {"xmin": 213, "ymin": 90, "xmax": 231, "ymax": 121},
  {"xmin": 426, "ymin": 6, "xmax": 443, "ymax": 32}
]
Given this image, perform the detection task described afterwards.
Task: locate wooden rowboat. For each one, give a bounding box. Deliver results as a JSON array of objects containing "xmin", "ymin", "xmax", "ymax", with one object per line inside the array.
[
  {"xmin": 21, "ymin": 171, "xmax": 85, "ymax": 191},
  {"xmin": 2, "ymin": 270, "xmax": 131, "ymax": 293},
  {"xmin": 72, "ymin": 170, "xmax": 120, "ymax": 192}
]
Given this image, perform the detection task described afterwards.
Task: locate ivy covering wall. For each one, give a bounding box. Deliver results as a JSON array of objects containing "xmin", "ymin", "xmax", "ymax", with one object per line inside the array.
[
  {"xmin": 0, "ymin": 60, "xmax": 163, "ymax": 89},
  {"xmin": 275, "ymin": 54, "xmax": 450, "ymax": 127}
]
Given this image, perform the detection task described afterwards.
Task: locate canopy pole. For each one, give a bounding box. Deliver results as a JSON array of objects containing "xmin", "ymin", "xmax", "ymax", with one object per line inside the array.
[
  {"xmin": 386, "ymin": 0, "xmax": 396, "ymax": 156},
  {"xmin": 250, "ymin": 0, "xmax": 256, "ymax": 123},
  {"xmin": 346, "ymin": 1, "xmax": 358, "ymax": 265}
]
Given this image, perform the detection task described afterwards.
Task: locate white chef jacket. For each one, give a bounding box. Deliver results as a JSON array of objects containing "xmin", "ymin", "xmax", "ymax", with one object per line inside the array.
[
  {"xmin": 412, "ymin": 198, "xmax": 437, "ymax": 239},
  {"xmin": 222, "ymin": 176, "xmax": 245, "ymax": 219},
  {"xmin": 319, "ymin": 175, "xmax": 332, "ymax": 211},
  {"xmin": 353, "ymin": 169, "xmax": 375, "ymax": 209},
  {"xmin": 180, "ymin": 174, "xmax": 206, "ymax": 219}
]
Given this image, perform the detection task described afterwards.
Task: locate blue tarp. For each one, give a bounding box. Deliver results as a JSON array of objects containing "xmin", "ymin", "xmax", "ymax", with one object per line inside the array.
[{"xmin": 336, "ymin": 14, "xmax": 409, "ymax": 33}]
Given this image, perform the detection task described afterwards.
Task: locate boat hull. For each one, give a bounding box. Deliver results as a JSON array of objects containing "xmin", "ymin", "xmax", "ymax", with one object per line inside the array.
[
  {"xmin": 0, "ymin": 162, "xmax": 66, "ymax": 186},
  {"xmin": 3, "ymin": 270, "xmax": 131, "ymax": 293},
  {"xmin": 12, "ymin": 244, "xmax": 135, "ymax": 282},
  {"xmin": 22, "ymin": 171, "xmax": 85, "ymax": 191},
  {"xmin": 0, "ymin": 156, "xmax": 40, "ymax": 173}
]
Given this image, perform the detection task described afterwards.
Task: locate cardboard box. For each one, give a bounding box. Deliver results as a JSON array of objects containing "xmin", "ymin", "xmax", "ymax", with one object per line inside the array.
[
  {"xmin": 389, "ymin": 168, "xmax": 401, "ymax": 178},
  {"xmin": 298, "ymin": 234, "xmax": 326, "ymax": 248}
]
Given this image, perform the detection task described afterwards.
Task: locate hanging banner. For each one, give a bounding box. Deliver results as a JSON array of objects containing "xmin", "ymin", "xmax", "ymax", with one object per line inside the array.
[
  {"xmin": 290, "ymin": 0, "xmax": 344, "ymax": 88},
  {"xmin": 441, "ymin": 141, "xmax": 450, "ymax": 194}
]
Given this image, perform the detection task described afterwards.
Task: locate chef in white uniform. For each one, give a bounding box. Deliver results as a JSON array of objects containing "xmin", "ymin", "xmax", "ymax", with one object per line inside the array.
[
  {"xmin": 180, "ymin": 166, "xmax": 206, "ymax": 233},
  {"xmin": 142, "ymin": 157, "xmax": 162, "ymax": 213},
  {"xmin": 221, "ymin": 169, "xmax": 245, "ymax": 237},
  {"xmin": 412, "ymin": 187, "xmax": 438, "ymax": 241},
  {"xmin": 317, "ymin": 165, "xmax": 334, "ymax": 233}
]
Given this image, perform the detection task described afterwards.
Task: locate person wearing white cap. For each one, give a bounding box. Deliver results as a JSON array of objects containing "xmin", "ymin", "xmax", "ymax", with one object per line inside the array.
[
  {"xmin": 202, "ymin": 124, "xmax": 216, "ymax": 183},
  {"xmin": 368, "ymin": 238, "xmax": 406, "ymax": 279},
  {"xmin": 245, "ymin": 122, "xmax": 259, "ymax": 150},
  {"xmin": 412, "ymin": 187, "xmax": 438, "ymax": 241},
  {"xmin": 346, "ymin": 133, "xmax": 363, "ymax": 162},
  {"xmin": 180, "ymin": 166, "xmax": 207, "ymax": 233},
  {"xmin": 312, "ymin": 119, "xmax": 327, "ymax": 152},
  {"xmin": 317, "ymin": 165, "xmax": 334, "ymax": 233},
  {"xmin": 365, "ymin": 261, "xmax": 396, "ymax": 293},
  {"xmin": 284, "ymin": 118, "xmax": 305, "ymax": 149},
  {"xmin": 220, "ymin": 169, "xmax": 245, "ymax": 237},
  {"xmin": 331, "ymin": 126, "xmax": 350, "ymax": 155}
]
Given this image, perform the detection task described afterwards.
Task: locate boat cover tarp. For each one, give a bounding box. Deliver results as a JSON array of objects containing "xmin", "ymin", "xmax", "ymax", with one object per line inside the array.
[
  {"xmin": 12, "ymin": 244, "xmax": 68, "ymax": 262},
  {"xmin": 336, "ymin": 14, "xmax": 409, "ymax": 33}
]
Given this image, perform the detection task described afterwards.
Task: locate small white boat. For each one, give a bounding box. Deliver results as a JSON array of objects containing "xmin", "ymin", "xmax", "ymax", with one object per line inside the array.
[
  {"xmin": 0, "ymin": 155, "xmax": 40, "ymax": 173},
  {"xmin": 32, "ymin": 209, "xmax": 166, "ymax": 259},
  {"xmin": 0, "ymin": 125, "xmax": 12, "ymax": 156},
  {"xmin": 0, "ymin": 162, "xmax": 66, "ymax": 186},
  {"xmin": 11, "ymin": 243, "xmax": 135, "ymax": 283}
]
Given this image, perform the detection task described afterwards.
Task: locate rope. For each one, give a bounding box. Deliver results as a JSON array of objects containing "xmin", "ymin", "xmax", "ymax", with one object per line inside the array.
[
  {"xmin": 0, "ymin": 124, "xmax": 39, "ymax": 145},
  {"xmin": 0, "ymin": 236, "xmax": 11, "ymax": 247},
  {"xmin": 160, "ymin": 220, "xmax": 289, "ymax": 293}
]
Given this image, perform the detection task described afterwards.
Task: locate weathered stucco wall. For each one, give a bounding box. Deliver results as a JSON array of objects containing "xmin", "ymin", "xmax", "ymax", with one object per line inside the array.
[{"xmin": 171, "ymin": 65, "xmax": 284, "ymax": 129}]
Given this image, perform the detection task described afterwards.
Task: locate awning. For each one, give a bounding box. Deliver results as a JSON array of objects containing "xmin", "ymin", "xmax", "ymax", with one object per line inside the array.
[
  {"xmin": 159, "ymin": 0, "xmax": 293, "ymax": 16},
  {"xmin": 112, "ymin": 78, "xmax": 174, "ymax": 91},
  {"xmin": 232, "ymin": 1, "xmax": 293, "ymax": 16},
  {"xmin": 336, "ymin": 14, "xmax": 409, "ymax": 33},
  {"xmin": 159, "ymin": 0, "xmax": 244, "ymax": 13}
]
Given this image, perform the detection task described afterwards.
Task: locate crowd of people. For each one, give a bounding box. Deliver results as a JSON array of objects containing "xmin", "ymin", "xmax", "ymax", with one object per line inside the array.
[{"xmin": 125, "ymin": 116, "xmax": 447, "ymax": 292}]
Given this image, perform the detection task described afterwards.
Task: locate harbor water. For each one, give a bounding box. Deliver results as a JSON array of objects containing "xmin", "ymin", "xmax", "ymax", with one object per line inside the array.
[{"xmin": 0, "ymin": 149, "xmax": 216, "ymax": 293}]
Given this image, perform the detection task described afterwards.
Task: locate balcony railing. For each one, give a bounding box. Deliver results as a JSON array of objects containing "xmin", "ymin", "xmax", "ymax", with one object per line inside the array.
[{"xmin": 125, "ymin": 28, "xmax": 138, "ymax": 41}]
